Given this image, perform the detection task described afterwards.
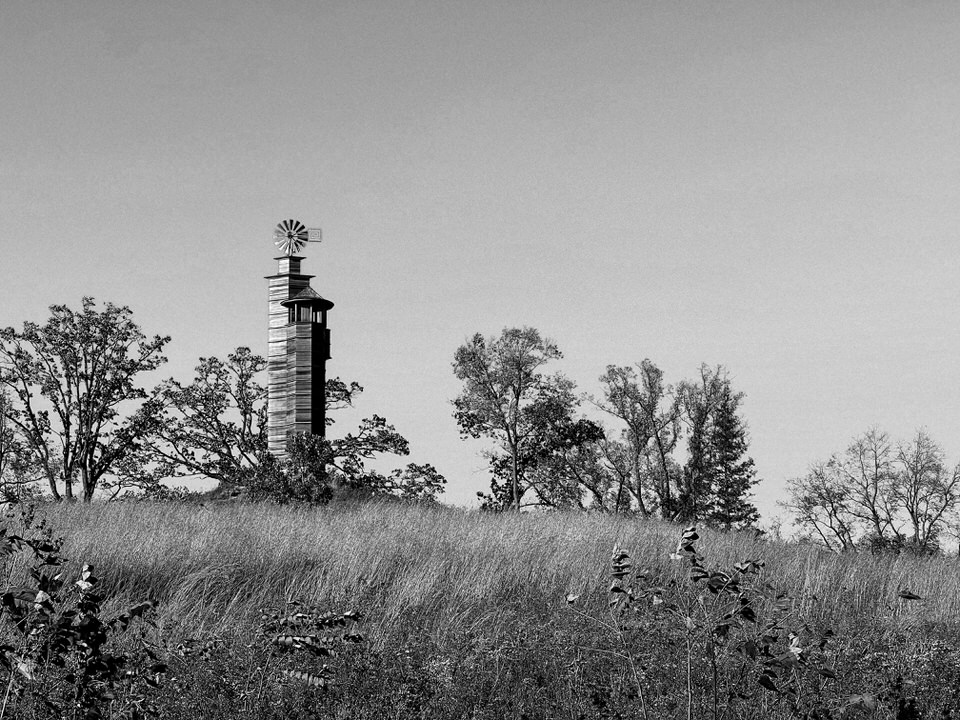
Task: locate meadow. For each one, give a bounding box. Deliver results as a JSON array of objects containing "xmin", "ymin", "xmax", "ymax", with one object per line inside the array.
[{"xmin": 11, "ymin": 501, "xmax": 960, "ymax": 719}]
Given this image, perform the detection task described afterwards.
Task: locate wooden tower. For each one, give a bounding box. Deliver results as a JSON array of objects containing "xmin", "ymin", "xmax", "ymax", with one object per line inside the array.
[{"xmin": 265, "ymin": 220, "xmax": 332, "ymax": 458}]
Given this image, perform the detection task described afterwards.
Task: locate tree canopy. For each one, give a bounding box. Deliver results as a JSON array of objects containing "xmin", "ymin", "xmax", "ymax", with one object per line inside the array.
[
  {"xmin": 784, "ymin": 428, "xmax": 960, "ymax": 553},
  {"xmin": 453, "ymin": 331, "xmax": 760, "ymax": 523},
  {"xmin": 141, "ymin": 346, "xmax": 444, "ymax": 504},
  {"xmin": 0, "ymin": 298, "xmax": 169, "ymax": 501},
  {"xmin": 452, "ymin": 327, "xmax": 565, "ymax": 510}
]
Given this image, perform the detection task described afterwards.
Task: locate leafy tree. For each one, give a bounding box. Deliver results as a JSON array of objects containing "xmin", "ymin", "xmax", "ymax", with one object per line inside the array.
[
  {"xmin": 0, "ymin": 388, "xmax": 39, "ymax": 500},
  {"xmin": 368, "ymin": 462, "xmax": 446, "ymax": 502},
  {"xmin": 144, "ymin": 347, "xmax": 271, "ymax": 487},
  {"xmin": 248, "ymin": 428, "xmax": 445, "ymax": 504},
  {"xmin": 524, "ymin": 415, "xmax": 609, "ymax": 509},
  {"xmin": 595, "ymin": 361, "xmax": 758, "ymax": 525},
  {"xmin": 0, "ymin": 298, "xmax": 169, "ymax": 501},
  {"xmin": 145, "ymin": 346, "xmax": 442, "ymax": 503},
  {"xmin": 479, "ymin": 377, "xmax": 610, "ymax": 510},
  {"xmin": 452, "ymin": 327, "xmax": 563, "ymax": 510},
  {"xmin": 595, "ymin": 360, "xmax": 681, "ymax": 517},
  {"xmin": 676, "ymin": 364, "xmax": 727, "ymax": 522}
]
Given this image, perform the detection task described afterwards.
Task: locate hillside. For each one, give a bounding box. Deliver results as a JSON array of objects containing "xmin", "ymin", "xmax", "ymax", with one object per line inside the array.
[{"xmin": 11, "ymin": 501, "xmax": 953, "ymax": 718}]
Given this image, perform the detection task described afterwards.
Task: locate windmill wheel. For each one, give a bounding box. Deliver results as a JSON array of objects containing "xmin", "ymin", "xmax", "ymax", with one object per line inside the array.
[{"xmin": 274, "ymin": 219, "xmax": 309, "ymax": 255}]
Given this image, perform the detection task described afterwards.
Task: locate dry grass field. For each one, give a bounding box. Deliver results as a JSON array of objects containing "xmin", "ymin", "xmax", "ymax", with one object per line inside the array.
[{"xmin": 18, "ymin": 501, "xmax": 960, "ymax": 719}]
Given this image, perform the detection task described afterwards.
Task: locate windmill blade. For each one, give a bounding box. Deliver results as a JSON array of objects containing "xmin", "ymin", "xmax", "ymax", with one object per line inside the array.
[{"xmin": 273, "ymin": 219, "xmax": 319, "ymax": 255}]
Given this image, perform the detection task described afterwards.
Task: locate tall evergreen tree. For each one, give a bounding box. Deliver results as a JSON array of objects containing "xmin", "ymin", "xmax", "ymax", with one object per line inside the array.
[{"xmin": 704, "ymin": 384, "xmax": 759, "ymax": 530}]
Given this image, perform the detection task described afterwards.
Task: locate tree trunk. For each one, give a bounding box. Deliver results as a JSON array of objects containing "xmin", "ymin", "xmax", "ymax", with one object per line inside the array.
[
  {"xmin": 511, "ymin": 443, "xmax": 520, "ymax": 511},
  {"xmin": 46, "ymin": 470, "xmax": 61, "ymax": 501},
  {"xmin": 82, "ymin": 466, "xmax": 95, "ymax": 502}
]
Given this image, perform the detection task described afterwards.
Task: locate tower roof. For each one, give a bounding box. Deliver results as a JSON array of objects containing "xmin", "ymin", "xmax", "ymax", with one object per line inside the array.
[{"xmin": 281, "ymin": 286, "xmax": 335, "ymax": 310}]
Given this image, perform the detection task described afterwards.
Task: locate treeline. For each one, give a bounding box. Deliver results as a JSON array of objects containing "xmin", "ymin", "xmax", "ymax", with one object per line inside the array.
[
  {"xmin": 0, "ymin": 301, "xmax": 761, "ymax": 529},
  {"xmin": 8, "ymin": 299, "xmax": 955, "ymax": 552},
  {"xmin": 452, "ymin": 327, "xmax": 759, "ymax": 529},
  {"xmin": 0, "ymin": 298, "xmax": 444, "ymax": 504}
]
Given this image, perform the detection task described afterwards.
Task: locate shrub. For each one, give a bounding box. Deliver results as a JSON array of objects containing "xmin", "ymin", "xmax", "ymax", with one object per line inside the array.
[{"xmin": 0, "ymin": 503, "xmax": 166, "ymax": 719}]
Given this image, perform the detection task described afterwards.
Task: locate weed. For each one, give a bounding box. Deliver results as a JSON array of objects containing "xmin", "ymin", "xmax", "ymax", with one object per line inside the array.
[
  {"xmin": 0, "ymin": 503, "xmax": 166, "ymax": 719},
  {"xmin": 573, "ymin": 525, "xmax": 839, "ymax": 719}
]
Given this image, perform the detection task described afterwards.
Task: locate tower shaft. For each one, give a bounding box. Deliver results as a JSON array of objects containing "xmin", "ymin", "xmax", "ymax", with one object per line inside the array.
[{"xmin": 265, "ymin": 256, "xmax": 332, "ymax": 458}]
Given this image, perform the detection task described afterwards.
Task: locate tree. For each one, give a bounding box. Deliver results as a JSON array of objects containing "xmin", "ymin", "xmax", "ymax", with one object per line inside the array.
[
  {"xmin": 702, "ymin": 383, "xmax": 759, "ymax": 530},
  {"xmin": 834, "ymin": 428, "xmax": 901, "ymax": 548},
  {"xmin": 247, "ymin": 423, "xmax": 445, "ymax": 504},
  {"xmin": 895, "ymin": 429, "xmax": 960, "ymax": 552},
  {"xmin": 0, "ymin": 298, "xmax": 169, "ymax": 501},
  {"xmin": 784, "ymin": 428, "xmax": 960, "ymax": 554},
  {"xmin": 595, "ymin": 360, "xmax": 681, "ymax": 517},
  {"xmin": 676, "ymin": 365, "xmax": 727, "ymax": 522},
  {"xmin": 784, "ymin": 461, "xmax": 856, "ymax": 552},
  {"xmin": 452, "ymin": 327, "xmax": 563, "ymax": 510},
  {"xmin": 144, "ymin": 347, "xmax": 271, "ymax": 487},
  {"xmin": 525, "ymin": 415, "xmax": 610, "ymax": 509},
  {"xmin": 0, "ymin": 389, "xmax": 38, "ymax": 499},
  {"xmin": 145, "ymin": 346, "xmax": 442, "ymax": 503},
  {"xmin": 480, "ymin": 378, "xmax": 610, "ymax": 510}
]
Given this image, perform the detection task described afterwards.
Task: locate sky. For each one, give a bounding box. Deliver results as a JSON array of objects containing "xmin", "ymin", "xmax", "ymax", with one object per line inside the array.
[{"xmin": 2, "ymin": 1, "xmax": 959, "ymax": 521}]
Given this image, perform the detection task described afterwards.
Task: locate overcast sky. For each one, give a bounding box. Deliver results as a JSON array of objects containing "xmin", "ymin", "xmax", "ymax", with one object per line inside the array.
[{"xmin": 2, "ymin": 1, "xmax": 959, "ymax": 519}]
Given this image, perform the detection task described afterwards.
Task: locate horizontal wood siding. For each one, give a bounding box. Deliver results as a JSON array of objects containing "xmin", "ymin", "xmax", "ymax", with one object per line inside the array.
[{"xmin": 265, "ymin": 257, "xmax": 330, "ymax": 459}]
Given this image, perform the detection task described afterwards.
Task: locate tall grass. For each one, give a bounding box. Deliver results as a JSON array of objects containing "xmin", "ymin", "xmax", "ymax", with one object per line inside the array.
[
  {"xmin": 43, "ymin": 501, "xmax": 960, "ymax": 639},
  {"xmin": 33, "ymin": 501, "xmax": 960, "ymax": 718}
]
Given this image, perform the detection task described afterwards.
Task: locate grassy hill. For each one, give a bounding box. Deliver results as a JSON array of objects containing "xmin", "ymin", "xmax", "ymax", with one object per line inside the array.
[{"xmin": 21, "ymin": 501, "xmax": 960, "ymax": 718}]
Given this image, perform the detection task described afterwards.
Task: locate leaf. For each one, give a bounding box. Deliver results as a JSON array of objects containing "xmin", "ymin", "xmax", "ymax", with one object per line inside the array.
[
  {"xmin": 846, "ymin": 694, "xmax": 878, "ymax": 711},
  {"xmin": 898, "ymin": 589, "xmax": 923, "ymax": 601},
  {"xmin": 111, "ymin": 600, "xmax": 156, "ymax": 630},
  {"xmin": 283, "ymin": 668, "xmax": 329, "ymax": 688},
  {"xmin": 757, "ymin": 674, "xmax": 777, "ymax": 692},
  {"xmin": 690, "ymin": 567, "xmax": 710, "ymax": 582},
  {"xmin": 565, "ymin": 593, "xmax": 579, "ymax": 604},
  {"xmin": 787, "ymin": 633, "xmax": 803, "ymax": 658},
  {"xmin": 272, "ymin": 634, "xmax": 334, "ymax": 656},
  {"xmin": 75, "ymin": 564, "xmax": 97, "ymax": 592},
  {"xmin": 13, "ymin": 657, "xmax": 35, "ymax": 680}
]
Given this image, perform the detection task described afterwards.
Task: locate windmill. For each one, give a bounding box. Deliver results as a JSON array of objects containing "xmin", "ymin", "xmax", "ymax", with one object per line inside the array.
[
  {"xmin": 265, "ymin": 218, "xmax": 334, "ymax": 457},
  {"xmin": 273, "ymin": 219, "xmax": 322, "ymax": 256}
]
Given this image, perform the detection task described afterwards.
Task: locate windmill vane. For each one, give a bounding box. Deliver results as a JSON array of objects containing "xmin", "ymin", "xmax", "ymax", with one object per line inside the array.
[{"xmin": 273, "ymin": 219, "xmax": 322, "ymax": 256}]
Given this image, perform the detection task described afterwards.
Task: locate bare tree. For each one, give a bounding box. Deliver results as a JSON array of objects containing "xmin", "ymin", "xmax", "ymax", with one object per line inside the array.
[
  {"xmin": 834, "ymin": 429, "xmax": 902, "ymax": 545},
  {"xmin": 784, "ymin": 461, "xmax": 856, "ymax": 552},
  {"xmin": 785, "ymin": 428, "xmax": 960, "ymax": 553},
  {"xmin": 894, "ymin": 429, "xmax": 960, "ymax": 552}
]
